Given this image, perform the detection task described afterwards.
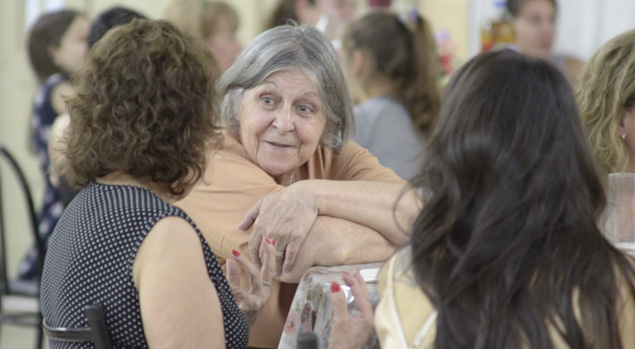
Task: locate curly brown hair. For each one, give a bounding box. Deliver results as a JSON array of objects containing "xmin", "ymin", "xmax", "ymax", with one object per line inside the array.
[{"xmin": 63, "ymin": 19, "xmax": 220, "ymax": 196}]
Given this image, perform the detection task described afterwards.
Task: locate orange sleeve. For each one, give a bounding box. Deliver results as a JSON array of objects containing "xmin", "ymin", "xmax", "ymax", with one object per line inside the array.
[{"xmin": 313, "ymin": 141, "xmax": 406, "ymax": 184}]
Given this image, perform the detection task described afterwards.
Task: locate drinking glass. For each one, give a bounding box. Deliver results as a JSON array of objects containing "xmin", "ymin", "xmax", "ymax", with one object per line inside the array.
[{"xmin": 607, "ymin": 173, "xmax": 635, "ymax": 256}]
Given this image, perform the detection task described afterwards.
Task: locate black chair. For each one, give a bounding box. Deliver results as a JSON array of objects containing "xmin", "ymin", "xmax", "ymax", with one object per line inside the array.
[
  {"xmin": 0, "ymin": 143, "xmax": 44, "ymax": 349},
  {"xmin": 43, "ymin": 304, "xmax": 113, "ymax": 349}
]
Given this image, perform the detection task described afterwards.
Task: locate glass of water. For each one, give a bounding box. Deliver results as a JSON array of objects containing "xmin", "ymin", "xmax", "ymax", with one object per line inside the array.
[{"xmin": 607, "ymin": 173, "xmax": 635, "ymax": 256}]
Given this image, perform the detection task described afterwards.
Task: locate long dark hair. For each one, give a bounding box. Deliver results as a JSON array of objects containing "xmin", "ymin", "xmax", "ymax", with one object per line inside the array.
[{"xmin": 411, "ymin": 49, "xmax": 635, "ymax": 348}]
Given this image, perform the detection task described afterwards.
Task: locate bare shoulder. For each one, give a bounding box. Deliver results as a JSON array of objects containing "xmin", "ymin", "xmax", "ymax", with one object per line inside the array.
[{"xmin": 133, "ymin": 216, "xmax": 203, "ymax": 282}]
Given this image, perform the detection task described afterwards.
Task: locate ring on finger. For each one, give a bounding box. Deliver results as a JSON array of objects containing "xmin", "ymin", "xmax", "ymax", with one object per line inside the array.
[
  {"xmin": 275, "ymin": 251, "xmax": 284, "ymax": 258},
  {"xmin": 262, "ymin": 280, "xmax": 272, "ymax": 287}
]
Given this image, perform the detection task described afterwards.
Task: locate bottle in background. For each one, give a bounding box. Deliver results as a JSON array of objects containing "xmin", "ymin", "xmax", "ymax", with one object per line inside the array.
[{"xmin": 481, "ymin": 0, "xmax": 515, "ymax": 52}]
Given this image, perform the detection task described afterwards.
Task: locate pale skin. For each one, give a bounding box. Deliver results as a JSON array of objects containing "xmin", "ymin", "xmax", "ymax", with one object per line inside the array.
[
  {"xmin": 99, "ymin": 173, "xmax": 275, "ymax": 348},
  {"xmin": 619, "ymin": 106, "xmax": 635, "ymax": 172},
  {"xmin": 235, "ymin": 69, "xmax": 421, "ymax": 278},
  {"xmin": 328, "ymin": 271, "xmax": 375, "ymax": 349}
]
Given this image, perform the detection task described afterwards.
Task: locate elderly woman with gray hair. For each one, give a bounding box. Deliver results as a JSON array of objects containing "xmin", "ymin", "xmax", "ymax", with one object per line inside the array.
[{"xmin": 176, "ymin": 23, "xmax": 420, "ymax": 347}]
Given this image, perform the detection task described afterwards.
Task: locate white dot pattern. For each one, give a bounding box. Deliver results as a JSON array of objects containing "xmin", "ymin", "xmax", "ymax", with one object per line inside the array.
[{"xmin": 40, "ymin": 182, "xmax": 249, "ymax": 348}]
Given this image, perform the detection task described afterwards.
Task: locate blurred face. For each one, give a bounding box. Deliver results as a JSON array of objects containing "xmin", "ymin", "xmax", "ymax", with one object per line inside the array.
[
  {"xmin": 513, "ymin": 0, "xmax": 556, "ymax": 59},
  {"xmin": 238, "ymin": 70, "xmax": 327, "ymax": 183},
  {"xmin": 49, "ymin": 15, "xmax": 89, "ymax": 74},
  {"xmin": 329, "ymin": 0, "xmax": 357, "ymax": 23},
  {"xmin": 205, "ymin": 19, "xmax": 242, "ymax": 72}
]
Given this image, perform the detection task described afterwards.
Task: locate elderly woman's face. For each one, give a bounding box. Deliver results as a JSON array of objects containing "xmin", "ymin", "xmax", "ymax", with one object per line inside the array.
[{"xmin": 238, "ymin": 70, "xmax": 327, "ymax": 180}]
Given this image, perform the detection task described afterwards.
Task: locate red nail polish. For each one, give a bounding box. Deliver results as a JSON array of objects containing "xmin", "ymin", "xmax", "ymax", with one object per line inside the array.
[
  {"xmin": 331, "ymin": 281, "xmax": 340, "ymax": 293},
  {"xmin": 232, "ymin": 250, "xmax": 240, "ymax": 257},
  {"xmin": 272, "ymin": 239, "xmax": 276, "ymax": 247},
  {"xmin": 265, "ymin": 236, "xmax": 271, "ymax": 244}
]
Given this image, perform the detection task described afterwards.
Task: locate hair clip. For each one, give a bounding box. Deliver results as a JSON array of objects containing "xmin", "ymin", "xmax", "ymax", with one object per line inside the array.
[{"xmin": 398, "ymin": 6, "xmax": 420, "ymax": 32}]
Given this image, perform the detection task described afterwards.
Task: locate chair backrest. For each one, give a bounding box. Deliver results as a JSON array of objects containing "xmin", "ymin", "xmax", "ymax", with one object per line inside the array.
[
  {"xmin": 43, "ymin": 304, "xmax": 113, "ymax": 349},
  {"xmin": 0, "ymin": 143, "xmax": 42, "ymax": 295}
]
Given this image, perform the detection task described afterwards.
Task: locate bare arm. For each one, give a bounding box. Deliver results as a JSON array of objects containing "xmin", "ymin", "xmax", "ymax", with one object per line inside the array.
[
  {"xmin": 278, "ymin": 215, "xmax": 398, "ymax": 283},
  {"xmin": 47, "ymin": 113, "xmax": 70, "ymax": 188},
  {"xmin": 243, "ymin": 179, "xmax": 421, "ymax": 273},
  {"xmin": 133, "ymin": 217, "xmax": 226, "ymax": 348},
  {"xmin": 50, "ymin": 82, "xmax": 74, "ymax": 115},
  {"xmin": 311, "ymin": 180, "xmax": 421, "ymax": 244}
]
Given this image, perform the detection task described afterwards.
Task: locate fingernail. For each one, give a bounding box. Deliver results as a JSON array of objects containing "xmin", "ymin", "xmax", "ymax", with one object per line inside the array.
[
  {"xmin": 331, "ymin": 281, "xmax": 340, "ymax": 293},
  {"xmin": 272, "ymin": 239, "xmax": 276, "ymax": 247},
  {"xmin": 232, "ymin": 250, "xmax": 240, "ymax": 257},
  {"xmin": 265, "ymin": 236, "xmax": 271, "ymax": 244}
]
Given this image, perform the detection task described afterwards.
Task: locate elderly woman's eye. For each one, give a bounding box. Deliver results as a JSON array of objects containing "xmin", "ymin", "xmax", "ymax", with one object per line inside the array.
[
  {"xmin": 298, "ymin": 105, "xmax": 314, "ymax": 114},
  {"xmin": 260, "ymin": 96, "xmax": 275, "ymax": 105}
]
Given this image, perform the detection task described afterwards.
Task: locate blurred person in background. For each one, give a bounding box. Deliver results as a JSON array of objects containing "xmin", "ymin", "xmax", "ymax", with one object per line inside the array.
[
  {"xmin": 163, "ymin": 0, "xmax": 242, "ymax": 72},
  {"xmin": 577, "ymin": 29, "xmax": 635, "ymax": 187},
  {"xmin": 341, "ymin": 9, "xmax": 440, "ymax": 180},
  {"xmin": 48, "ymin": 6, "xmax": 148, "ymax": 207},
  {"xmin": 20, "ymin": 8, "xmax": 89, "ymax": 281},
  {"xmin": 507, "ymin": 0, "xmax": 584, "ymax": 83}
]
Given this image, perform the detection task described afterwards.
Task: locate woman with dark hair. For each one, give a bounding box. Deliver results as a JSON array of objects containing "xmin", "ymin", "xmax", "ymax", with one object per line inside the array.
[
  {"xmin": 20, "ymin": 9, "xmax": 89, "ymax": 281},
  {"xmin": 374, "ymin": 50, "xmax": 635, "ymax": 348}
]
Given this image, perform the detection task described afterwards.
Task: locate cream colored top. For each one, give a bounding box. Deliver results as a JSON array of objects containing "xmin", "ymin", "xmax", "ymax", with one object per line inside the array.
[
  {"xmin": 175, "ymin": 134, "xmax": 404, "ymax": 348},
  {"xmin": 376, "ymin": 248, "xmax": 635, "ymax": 348}
]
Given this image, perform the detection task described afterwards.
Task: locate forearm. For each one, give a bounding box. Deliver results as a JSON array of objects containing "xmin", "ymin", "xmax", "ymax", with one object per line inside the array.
[
  {"xmin": 309, "ymin": 180, "xmax": 422, "ymax": 245},
  {"xmin": 279, "ymin": 215, "xmax": 398, "ymax": 283}
]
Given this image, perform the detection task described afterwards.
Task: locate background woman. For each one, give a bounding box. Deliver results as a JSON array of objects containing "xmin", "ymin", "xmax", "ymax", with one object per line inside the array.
[
  {"xmin": 40, "ymin": 19, "xmax": 274, "ymax": 348},
  {"xmin": 19, "ymin": 9, "xmax": 89, "ymax": 281},
  {"xmin": 163, "ymin": 0, "xmax": 242, "ymax": 72},
  {"xmin": 47, "ymin": 6, "xmax": 148, "ymax": 207},
  {"xmin": 577, "ymin": 29, "xmax": 635, "ymax": 185},
  {"xmin": 375, "ymin": 49, "xmax": 635, "ymax": 348},
  {"xmin": 175, "ymin": 23, "xmax": 421, "ymax": 348},
  {"xmin": 507, "ymin": 0, "xmax": 584, "ymax": 83},
  {"xmin": 342, "ymin": 9, "xmax": 440, "ymax": 180}
]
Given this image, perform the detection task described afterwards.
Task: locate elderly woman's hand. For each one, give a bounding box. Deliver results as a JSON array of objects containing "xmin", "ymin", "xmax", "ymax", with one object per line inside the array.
[
  {"xmin": 240, "ymin": 181, "xmax": 319, "ymax": 275},
  {"xmin": 328, "ymin": 270, "xmax": 375, "ymax": 349},
  {"xmin": 226, "ymin": 236, "xmax": 276, "ymax": 327}
]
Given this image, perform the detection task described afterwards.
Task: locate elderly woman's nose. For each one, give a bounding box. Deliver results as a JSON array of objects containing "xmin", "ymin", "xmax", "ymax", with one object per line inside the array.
[{"xmin": 272, "ymin": 108, "xmax": 295, "ymax": 132}]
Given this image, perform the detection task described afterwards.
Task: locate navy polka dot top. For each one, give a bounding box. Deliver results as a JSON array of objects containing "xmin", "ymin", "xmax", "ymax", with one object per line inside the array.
[{"xmin": 40, "ymin": 182, "xmax": 249, "ymax": 348}]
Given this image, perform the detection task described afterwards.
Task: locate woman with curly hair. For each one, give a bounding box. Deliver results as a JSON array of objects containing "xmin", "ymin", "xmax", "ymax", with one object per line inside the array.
[
  {"xmin": 577, "ymin": 29, "xmax": 635, "ymax": 186},
  {"xmin": 40, "ymin": 19, "xmax": 275, "ymax": 348}
]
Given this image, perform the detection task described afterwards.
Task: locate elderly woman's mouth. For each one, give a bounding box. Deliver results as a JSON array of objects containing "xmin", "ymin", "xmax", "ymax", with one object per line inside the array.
[{"xmin": 266, "ymin": 141, "xmax": 295, "ymax": 148}]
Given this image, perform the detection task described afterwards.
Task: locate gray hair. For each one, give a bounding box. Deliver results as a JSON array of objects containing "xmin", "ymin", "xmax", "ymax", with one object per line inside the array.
[{"xmin": 218, "ymin": 23, "xmax": 354, "ymax": 153}]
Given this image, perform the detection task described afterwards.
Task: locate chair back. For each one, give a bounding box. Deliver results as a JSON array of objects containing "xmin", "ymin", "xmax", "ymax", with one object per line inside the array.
[
  {"xmin": 0, "ymin": 143, "xmax": 43, "ymax": 295},
  {"xmin": 43, "ymin": 304, "xmax": 113, "ymax": 349}
]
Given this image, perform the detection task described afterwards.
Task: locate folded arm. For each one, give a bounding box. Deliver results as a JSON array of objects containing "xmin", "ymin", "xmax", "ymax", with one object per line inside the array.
[{"xmin": 278, "ymin": 215, "xmax": 398, "ymax": 283}]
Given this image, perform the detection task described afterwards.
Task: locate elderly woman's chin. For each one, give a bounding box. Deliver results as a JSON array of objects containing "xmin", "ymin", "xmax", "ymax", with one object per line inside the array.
[{"xmin": 256, "ymin": 155, "xmax": 301, "ymax": 182}]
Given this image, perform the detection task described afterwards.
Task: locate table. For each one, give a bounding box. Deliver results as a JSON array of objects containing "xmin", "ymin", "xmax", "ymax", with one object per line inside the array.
[{"xmin": 277, "ymin": 263, "xmax": 384, "ymax": 349}]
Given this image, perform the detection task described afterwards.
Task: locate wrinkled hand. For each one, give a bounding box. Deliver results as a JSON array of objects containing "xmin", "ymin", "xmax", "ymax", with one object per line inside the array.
[
  {"xmin": 329, "ymin": 270, "xmax": 375, "ymax": 349},
  {"xmin": 239, "ymin": 182, "xmax": 318, "ymax": 275},
  {"xmin": 226, "ymin": 237, "xmax": 275, "ymax": 327}
]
